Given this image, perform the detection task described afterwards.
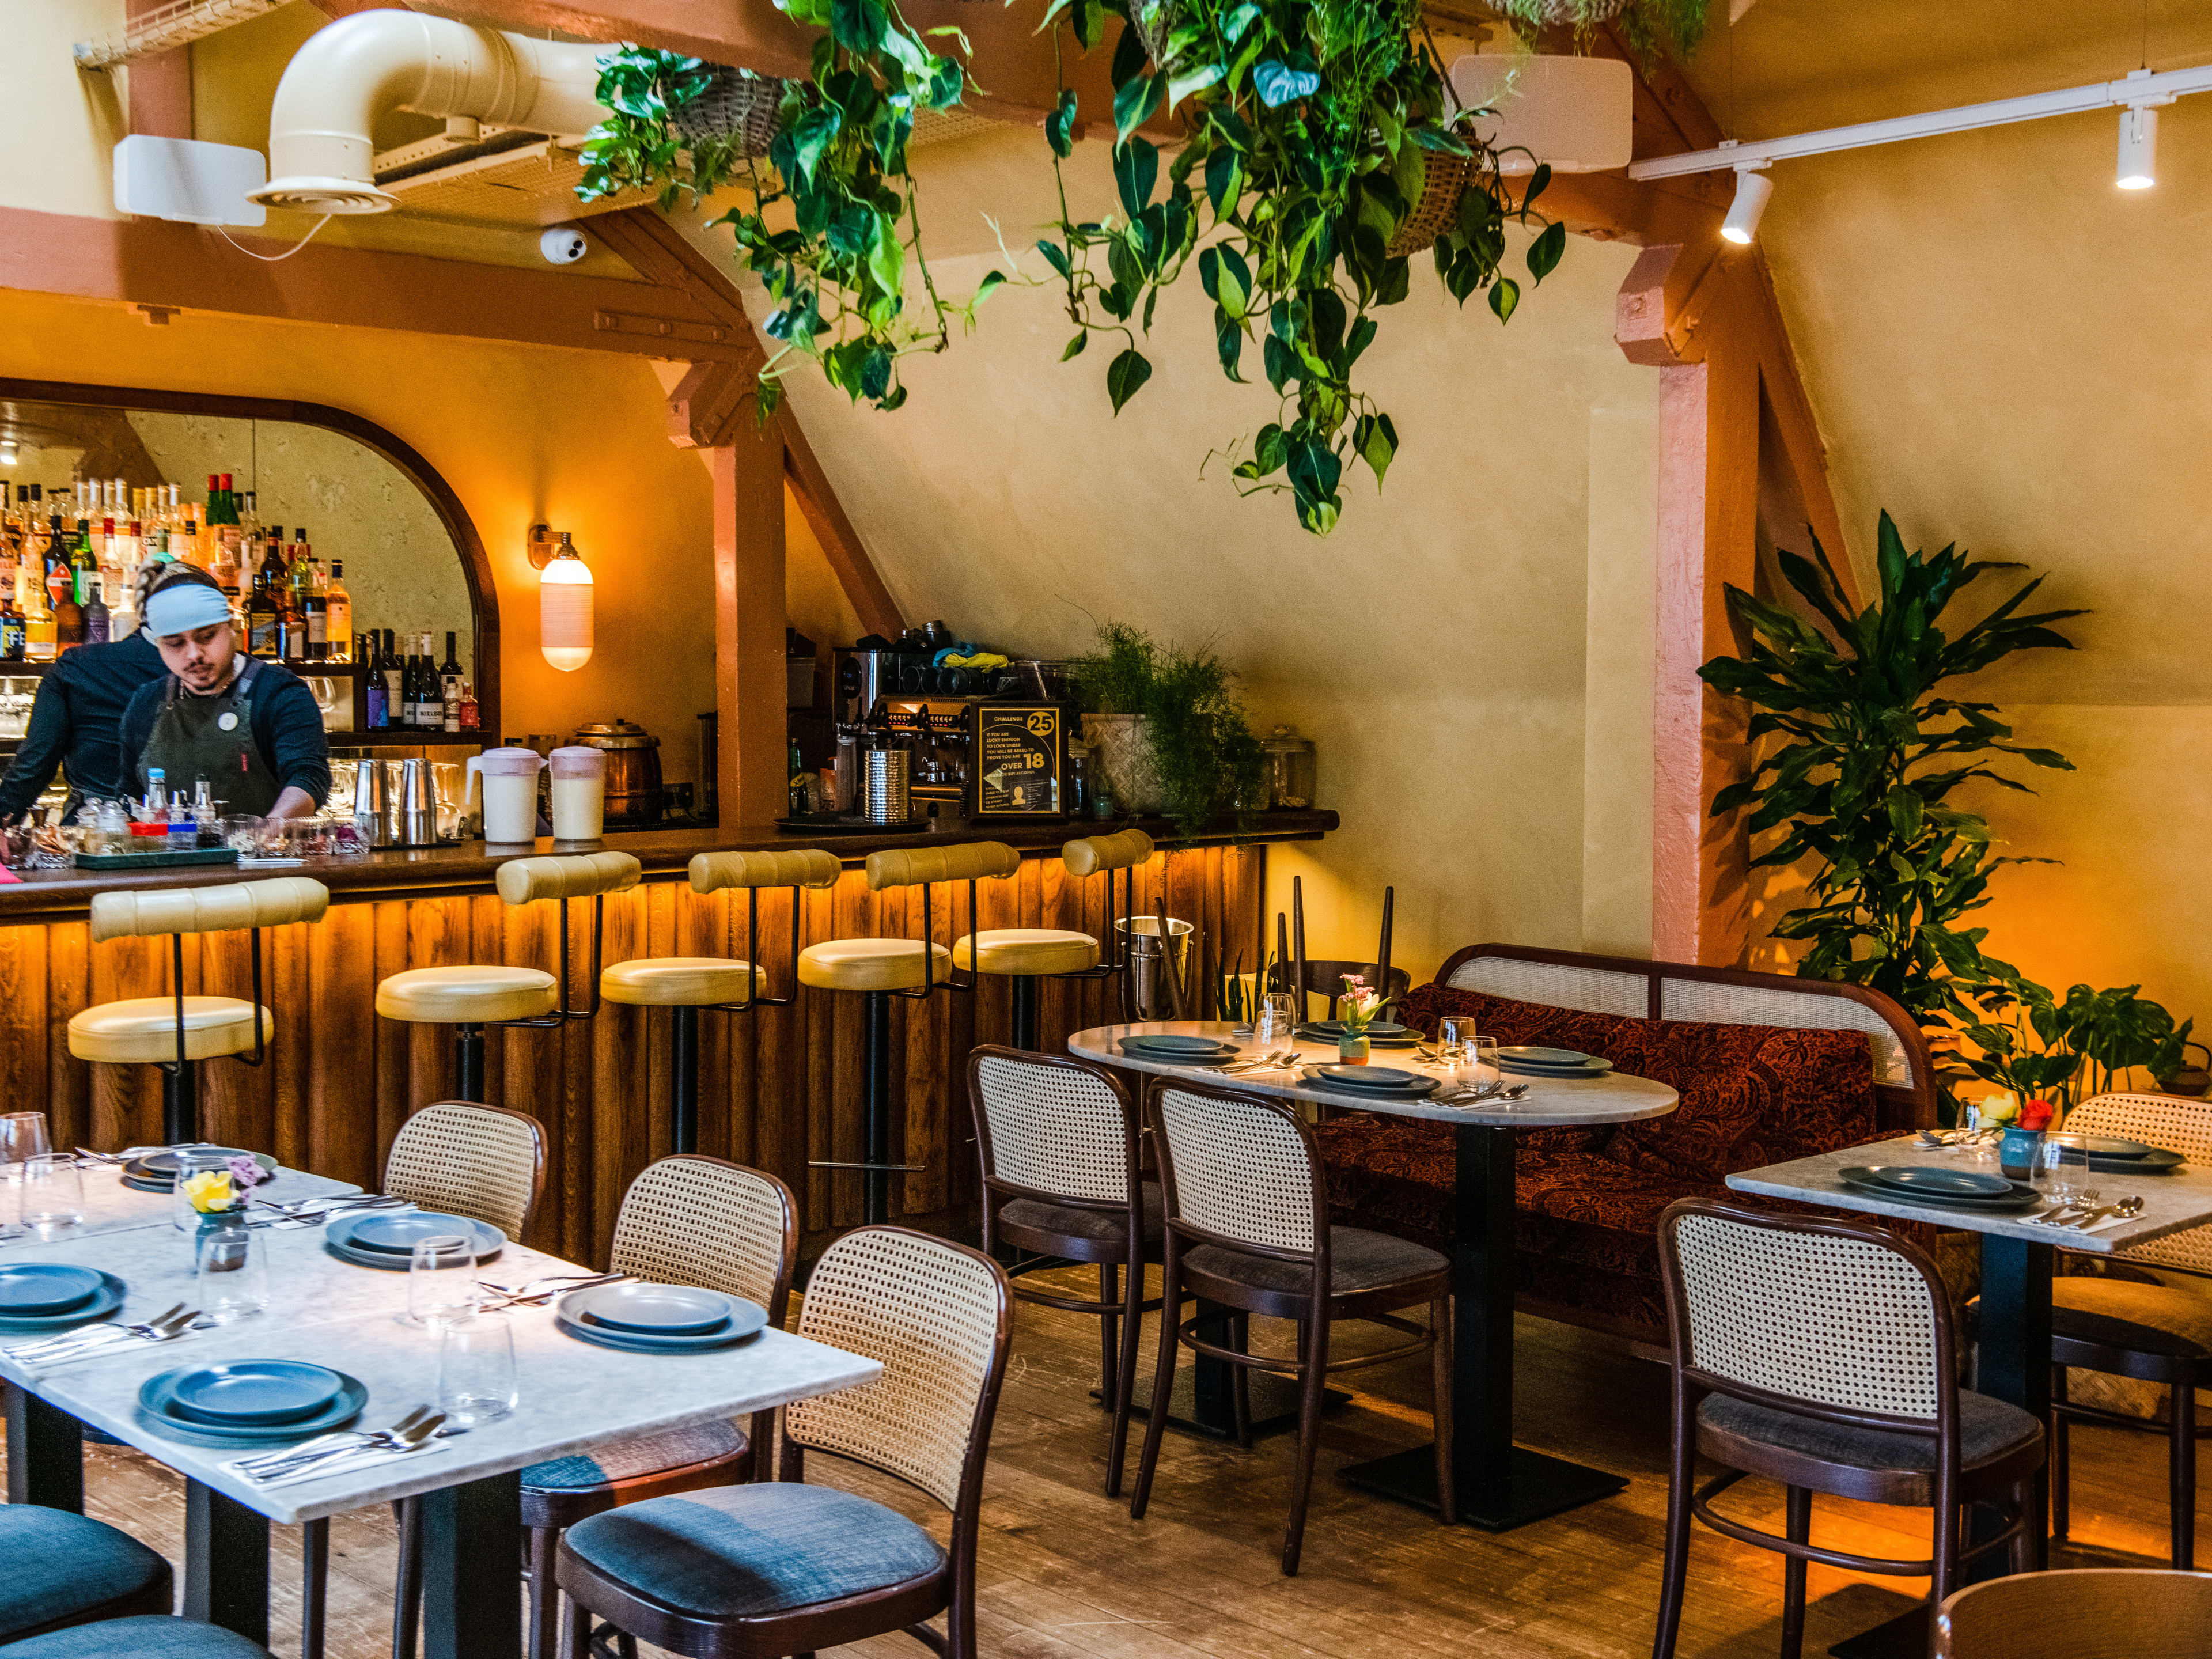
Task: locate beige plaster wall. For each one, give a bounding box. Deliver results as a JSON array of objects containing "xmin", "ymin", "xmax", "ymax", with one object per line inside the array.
[
  {"xmin": 1691, "ymin": 1, "xmax": 2212, "ymax": 1026},
  {"xmin": 762, "ymin": 126, "xmax": 1658, "ymax": 983}
]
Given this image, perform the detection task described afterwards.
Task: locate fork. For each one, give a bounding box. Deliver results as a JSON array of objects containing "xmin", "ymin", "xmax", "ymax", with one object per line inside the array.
[
  {"xmin": 14, "ymin": 1306, "xmax": 200, "ymax": 1363},
  {"xmin": 241, "ymin": 1412, "xmax": 448, "ymax": 1480},
  {"xmin": 476, "ymin": 1273, "xmax": 630, "ymax": 1310},
  {"xmin": 7, "ymin": 1302, "xmax": 188, "ymax": 1359},
  {"xmin": 234, "ymin": 1406, "xmax": 435, "ymax": 1474}
]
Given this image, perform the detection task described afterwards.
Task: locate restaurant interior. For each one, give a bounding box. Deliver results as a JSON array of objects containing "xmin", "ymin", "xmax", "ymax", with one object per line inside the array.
[{"xmin": 0, "ymin": 2, "xmax": 2208, "ymax": 1657}]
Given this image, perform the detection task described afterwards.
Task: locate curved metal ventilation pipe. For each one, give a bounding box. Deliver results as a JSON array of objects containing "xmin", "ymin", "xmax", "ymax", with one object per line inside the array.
[{"xmin": 248, "ymin": 7, "xmax": 612, "ymax": 214}]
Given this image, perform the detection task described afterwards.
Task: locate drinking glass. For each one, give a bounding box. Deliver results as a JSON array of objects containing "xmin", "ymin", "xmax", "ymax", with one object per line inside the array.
[
  {"xmin": 437, "ymin": 1312, "xmax": 518, "ymax": 1426},
  {"xmin": 1253, "ymin": 991, "xmax": 1297, "ymax": 1051},
  {"xmin": 2043, "ymin": 1137, "xmax": 2091, "ymax": 1203},
  {"xmin": 173, "ymin": 1147, "xmax": 240, "ymax": 1233},
  {"xmin": 1456, "ymin": 1036, "xmax": 1504, "ymax": 1100},
  {"xmin": 195, "ymin": 1219, "xmax": 268, "ymax": 1322},
  {"xmin": 19, "ymin": 1153, "xmax": 84, "ymax": 1237},
  {"xmin": 1437, "ymin": 1016, "xmax": 1480, "ymax": 1065},
  {"xmin": 1, "ymin": 1112, "xmax": 51, "ymax": 1178},
  {"xmin": 406, "ymin": 1235, "xmax": 480, "ymax": 1330}
]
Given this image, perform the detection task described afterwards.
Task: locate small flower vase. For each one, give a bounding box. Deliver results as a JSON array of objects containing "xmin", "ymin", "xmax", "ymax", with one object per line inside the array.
[
  {"xmin": 1338, "ymin": 1032, "xmax": 1370, "ymax": 1064},
  {"xmin": 195, "ymin": 1207, "xmax": 246, "ymax": 1256},
  {"xmin": 1998, "ymin": 1128, "xmax": 2046, "ymax": 1182}
]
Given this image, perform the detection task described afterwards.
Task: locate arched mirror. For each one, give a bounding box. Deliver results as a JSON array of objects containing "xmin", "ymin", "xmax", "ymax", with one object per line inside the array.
[{"xmin": 0, "ymin": 380, "xmax": 497, "ymax": 797}]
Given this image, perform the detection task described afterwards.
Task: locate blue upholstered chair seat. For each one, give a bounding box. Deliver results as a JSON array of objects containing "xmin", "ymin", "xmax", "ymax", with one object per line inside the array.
[
  {"xmin": 563, "ymin": 1483, "xmax": 946, "ymax": 1618},
  {"xmin": 0, "ymin": 1615, "xmax": 272, "ymax": 1656},
  {"xmin": 0, "ymin": 1508, "xmax": 171, "ymax": 1642},
  {"xmin": 524, "ymin": 1417, "xmax": 747, "ymax": 1494}
]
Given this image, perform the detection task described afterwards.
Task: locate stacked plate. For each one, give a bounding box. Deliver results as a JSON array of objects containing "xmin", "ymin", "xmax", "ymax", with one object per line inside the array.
[
  {"xmin": 0, "ymin": 1263, "xmax": 126, "ymax": 1335},
  {"xmin": 121, "ymin": 1146, "xmax": 277, "ymax": 1195},
  {"xmin": 1118, "ymin": 1032, "xmax": 1239, "ymax": 1063},
  {"xmin": 2049, "ymin": 1133, "xmax": 2186, "ymax": 1174},
  {"xmin": 1838, "ymin": 1165, "xmax": 2038, "ymax": 1210},
  {"xmin": 1496, "ymin": 1046, "xmax": 1614, "ymax": 1080},
  {"xmin": 554, "ymin": 1282, "xmax": 768, "ymax": 1355},
  {"xmin": 138, "ymin": 1361, "xmax": 367, "ymax": 1446},
  {"xmin": 324, "ymin": 1210, "xmax": 505, "ymax": 1269},
  {"xmin": 1296, "ymin": 1063, "xmax": 1439, "ymax": 1101},
  {"xmin": 1298, "ymin": 1020, "xmax": 1420, "ymax": 1049}
]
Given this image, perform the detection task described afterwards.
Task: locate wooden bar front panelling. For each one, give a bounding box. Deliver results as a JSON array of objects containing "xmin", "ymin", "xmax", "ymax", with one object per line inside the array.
[{"xmin": 0, "ymin": 845, "xmax": 1266, "ymax": 1264}]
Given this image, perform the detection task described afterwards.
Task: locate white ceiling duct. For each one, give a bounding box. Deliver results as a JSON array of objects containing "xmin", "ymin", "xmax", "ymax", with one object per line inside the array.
[
  {"xmin": 1450, "ymin": 53, "xmax": 1634, "ymax": 176},
  {"xmin": 248, "ymin": 9, "xmax": 613, "ymax": 215}
]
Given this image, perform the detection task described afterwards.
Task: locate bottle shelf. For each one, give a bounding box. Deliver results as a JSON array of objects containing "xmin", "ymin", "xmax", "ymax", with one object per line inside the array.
[{"xmin": 331, "ymin": 730, "xmax": 487, "ymax": 748}]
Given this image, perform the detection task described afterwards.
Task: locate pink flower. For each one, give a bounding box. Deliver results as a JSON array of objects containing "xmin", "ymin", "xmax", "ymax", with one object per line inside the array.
[{"xmin": 226, "ymin": 1155, "xmax": 268, "ymax": 1191}]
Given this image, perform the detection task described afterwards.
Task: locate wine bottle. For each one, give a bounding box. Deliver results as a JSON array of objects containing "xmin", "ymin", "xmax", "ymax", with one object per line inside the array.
[
  {"xmin": 47, "ymin": 519, "xmax": 82, "ymax": 650},
  {"xmin": 325, "ymin": 562, "xmax": 352, "ymax": 660},
  {"xmin": 365, "ymin": 633, "xmax": 388, "ymax": 729},
  {"xmin": 381, "ymin": 628, "xmax": 404, "ymax": 724},
  {"xmin": 440, "ymin": 631, "xmax": 463, "ymax": 733},
  {"xmin": 245, "ymin": 560, "xmax": 281, "ymax": 658},
  {"xmin": 416, "ymin": 634, "xmax": 443, "ymax": 730}
]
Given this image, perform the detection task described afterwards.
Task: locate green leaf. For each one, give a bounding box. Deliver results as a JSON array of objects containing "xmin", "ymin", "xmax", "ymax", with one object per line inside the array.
[
  {"xmin": 1353, "ymin": 412, "xmax": 1397, "ymax": 487},
  {"xmin": 1062, "ymin": 331, "xmax": 1089, "ymax": 361},
  {"xmin": 1036, "ymin": 238, "xmax": 1072, "ymax": 280},
  {"xmin": 1205, "ymin": 146, "xmax": 1244, "ymax": 216},
  {"xmin": 1488, "ymin": 276, "xmax": 1520, "ymax": 324},
  {"xmin": 1215, "ymin": 313, "xmax": 1243, "ymax": 380},
  {"xmin": 1106, "ymin": 348, "xmax": 1153, "ymax": 412},
  {"xmin": 1046, "ymin": 89, "xmax": 1078, "ymax": 158},
  {"xmin": 830, "ymin": 0, "xmax": 887, "ymax": 55},
  {"xmin": 1253, "ymin": 59, "xmax": 1320, "ymax": 108},
  {"xmin": 1408, "ymin": 124, "xmax": 1472, "ymax": 156},
  {"xmin": 1526, "ymin": 220, "xmax": 1566, "ymax": 282},
  {"xmin": 1111, "ymin": 20, "xmax": 1149, "ymax": 85},
  {"xmin": 1168, "ymin": 60, "xmax": 1225, "ymax": 110},
  {"xmin": 1115, "ymin": 138, "xmax": 1159, "ymax": 217},
  {"xmin": 1114, "ymin": 71, "xmax": 1165, "ymax": 145},
  {"xmin": 972, "ymin": 270, "xmax": 1006, "ymax": 306}
]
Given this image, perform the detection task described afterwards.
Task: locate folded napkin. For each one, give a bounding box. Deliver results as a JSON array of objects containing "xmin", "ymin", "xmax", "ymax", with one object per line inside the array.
[
  {"xmin": 223, "ymin": 1437, "xmax": 450, "ymax": 1490},
  {"xmin": 2020, "ymin": 1209, "xmax": 2134, "ymax": 1236}
]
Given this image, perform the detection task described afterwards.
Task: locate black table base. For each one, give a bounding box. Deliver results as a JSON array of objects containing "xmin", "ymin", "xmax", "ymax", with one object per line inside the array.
[{"xmin": 1340, "ymin": 1442, "xmax": 1628, "ymax": 1531}]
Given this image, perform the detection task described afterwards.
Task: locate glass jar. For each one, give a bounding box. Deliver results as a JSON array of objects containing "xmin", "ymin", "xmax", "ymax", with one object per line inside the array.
[{"xmin": 1259, "ymin": 725, "xmax": 1315, "ymax": 810}]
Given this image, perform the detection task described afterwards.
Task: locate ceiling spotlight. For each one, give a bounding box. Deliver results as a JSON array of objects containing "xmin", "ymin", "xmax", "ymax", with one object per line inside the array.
[
  {"xmin": 1721, "ymin": 166, "xmax": 1773, "ymax": 245},
  {"xmin": 2118, "ymin": 103, "xmax": 2158, "ymax": 189}
]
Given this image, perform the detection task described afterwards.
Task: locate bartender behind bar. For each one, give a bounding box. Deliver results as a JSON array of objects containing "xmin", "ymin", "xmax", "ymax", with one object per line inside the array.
[{"xmin": 118, "ymin": 564, "xmax": 329, "ymax": 819}]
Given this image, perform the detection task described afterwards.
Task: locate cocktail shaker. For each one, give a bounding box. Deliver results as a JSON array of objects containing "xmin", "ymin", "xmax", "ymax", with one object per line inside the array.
[
  {"xmin": 353, "ymin": 759, "xmax": 397, "ymax": 847},
  {"xmin": 397, "ymin": 757, "xmax": 439, "ymax": 847}
]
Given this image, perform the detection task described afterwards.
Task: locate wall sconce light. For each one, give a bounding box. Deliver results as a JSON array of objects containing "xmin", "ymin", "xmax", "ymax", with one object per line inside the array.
[
  {"xmin": 529, "ymin": 522, "xmax": 593, "ymax": 672},
  {"xmin": 0, "ymin": 440, "xmax": 17, "ymax": 465}
]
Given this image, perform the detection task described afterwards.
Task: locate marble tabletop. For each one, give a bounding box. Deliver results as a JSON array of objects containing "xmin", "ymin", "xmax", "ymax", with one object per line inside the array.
[
  {"xmin": 2, "ymin": 1157, "xmax": 361, "ymax": 1245},
  {"xmin": 1068, "ymin": 1021, "xmax": 1679, "ymax": 1128},
  {"xmin": 1727, "ymin": 1134, "xmax": 2212, "ymax": 1256},
  {"xmin": 0, "ymin": 1166, "xmax": 881, "ymax": 1525}
]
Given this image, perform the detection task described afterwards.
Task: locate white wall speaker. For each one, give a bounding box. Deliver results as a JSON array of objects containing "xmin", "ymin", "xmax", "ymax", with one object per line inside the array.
[
  {"xmin": 113, "ymin": 135, "xmax": 269, "ymax": 226},
  {"xmin": 1450, "ymin": 54, "xmax": 1635, "ymax": 176}
]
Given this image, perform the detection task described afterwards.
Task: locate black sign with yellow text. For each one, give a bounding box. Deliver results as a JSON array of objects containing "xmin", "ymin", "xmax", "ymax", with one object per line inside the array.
[{"xmin": 969, "ymin": 703, "xmax": 1065, "ymax": 818}]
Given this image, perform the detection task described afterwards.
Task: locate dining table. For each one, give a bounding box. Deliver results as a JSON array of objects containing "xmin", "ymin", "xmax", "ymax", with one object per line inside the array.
[
  {"xmin": 1728, "ymin": 1132, "xmax": 2212, "ymax": 1658},
  {"xmin": 1069, "ymin": 1020, "xmax": 1679, "ymax": 1532},
  {"xmin": 0, "ymin": 1156, "xmax": 880, "ymax": 1659}
]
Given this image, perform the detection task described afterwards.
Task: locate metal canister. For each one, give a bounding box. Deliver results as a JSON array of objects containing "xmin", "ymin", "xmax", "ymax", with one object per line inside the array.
[
  {"xmin": 861, "ymin": 747, "xmax": 911, "ymax": 826},
  {"xmin": 1115, "ymin": 915, "xmax": 1192, "ymax": 1020},
  {"xmin": 572, "ymin": 717, "xmax": 665, "ymax": 830}
]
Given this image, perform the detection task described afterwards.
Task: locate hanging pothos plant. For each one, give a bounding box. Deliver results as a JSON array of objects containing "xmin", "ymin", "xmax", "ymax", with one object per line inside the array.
[
  {"xmin": 577, "ymin": 2, "xmax": 1002, "ymax": 417},
  {"xmin": 1033, "ymin": 0, "xmax": 1566, "ymax": 534},
  {"xmin": 1493, "ymin": 0, "xmax": 1710, "ymax": 64}
]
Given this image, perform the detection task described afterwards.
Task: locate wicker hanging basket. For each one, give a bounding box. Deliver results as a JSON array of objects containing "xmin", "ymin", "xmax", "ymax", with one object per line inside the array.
[
  {"xmin": 1510, "ymin": 0, "xmax": 1631, "ymax": 23},
  {"xmin": 1384, "ymin": 145, "xmax": 1471, "ymax": 259},
  {"xmin": 1129, "ymin": 0, "xmax": 1188, "ymax": 71},
  {"xmin": 671, "ymin": 67, "xmax": 786, "ymax": 159}
]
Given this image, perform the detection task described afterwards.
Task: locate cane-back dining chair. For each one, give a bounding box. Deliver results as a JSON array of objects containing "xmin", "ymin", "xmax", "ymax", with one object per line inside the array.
[
  {"xmin": 520, "ymin": 1157, "xmax": 797, "ymax": 1659},
  {"xmin": 1653, "ymin": 1200, "xmax": 2045, "ymax": 1659},
  {"xmin": 1129, "ymin": 1077, "xmax": 1453, "ymax": 1574},
  {"xmin": 968, "ymin": 1044, "xmax": 1162, "ymax": 1495},
  {"xmin": 556, "ymin": 1226, "xmax": 1013, "ymax": 1659},
  {"xmin": 2041, "ymin": 1091, "xmax": 2212, "ymax": 1568}
]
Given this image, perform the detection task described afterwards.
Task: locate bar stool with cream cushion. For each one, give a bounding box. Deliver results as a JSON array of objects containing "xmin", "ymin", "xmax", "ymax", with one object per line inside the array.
[
  {"xmin": 70, "ymin": 877, "xmax": 329, "ymax": 1146},
  {"xmin": 2039, "ymin": 1092, "xmax": 2212, "ymax": 1568},
  {"xmin": 797, "ymin": 844, "xmax": 995, "ymax": 1224},
  {"xmin": 520, "ymin": 1156, "xmax": 797, "ymax": 1659},
  {"xmin": 951, "ymin": 830, "xmax": 1152, "ymax": 1050},
  {"xmin": 376, "ymin": 851, "xmax": 639, "ymax": 1104},
  {"xmin": 600, "ymin": 849, "xmax": 840, "ymax": 1155},
  {"xmin": 555, "ymin": 1225, "xmax": 1014, "ymax": 1659}
]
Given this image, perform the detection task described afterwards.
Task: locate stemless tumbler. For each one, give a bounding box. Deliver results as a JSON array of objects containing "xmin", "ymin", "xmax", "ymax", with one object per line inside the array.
[
  {"xmin": 19, "ymin": 1154, "xmax": 85, "ymax": 1237},
  {"xmin": 195, "ymin": 1220, "xmax": 269, "ymax": 1322},
  {"xmin": 406, "ymin": 1235, "xmax": 480, "ymax": 1330},
  {"xmin": 437, "ymin": 1312, "xmax": 518, "ymax": 1426}
]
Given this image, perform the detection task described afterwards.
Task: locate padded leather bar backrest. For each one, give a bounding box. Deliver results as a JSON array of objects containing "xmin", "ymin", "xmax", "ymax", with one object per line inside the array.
[
  {"xmin": 1063, "ymin": 829, "xmax": 1154, "ymax": 877},
  {"xmin": 865, "ymin": 841, "xmax": 1020, "ymax": 891},
  {"xmin": 493, "ymin": 851, "xmax": 642, "ymax": 905},
  {"xmin": 89, "ymin": 876, "xmax": 331, "ymax": 944},
  {"xmin": 690, "ymin": 848, "xmax": 842, "ymax": 893}
]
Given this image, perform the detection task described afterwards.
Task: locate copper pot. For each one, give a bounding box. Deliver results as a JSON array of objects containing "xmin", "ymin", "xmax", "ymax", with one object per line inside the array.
[{"xmin": 572, "ymin": 717, "xmax": 664, "ymax": 830}]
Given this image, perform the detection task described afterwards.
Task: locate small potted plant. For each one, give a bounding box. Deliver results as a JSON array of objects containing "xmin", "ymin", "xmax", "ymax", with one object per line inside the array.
[
  {"xmin": 1998, "ymin": 1097, "xmax": 2056, "ymax": 1181},
  {"xmin": 1336, "ymin": 973, "xmax": 1393, "ymax": 1063},
  {"xmin": 181, "ymin": 1156, "xmax": 268, "ymax": 1241}
]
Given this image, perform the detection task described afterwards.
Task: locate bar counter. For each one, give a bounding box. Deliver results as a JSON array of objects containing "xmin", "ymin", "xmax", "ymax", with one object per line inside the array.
[{"xmin": 0, "ymin": 810, "xmax": 1335, "ymax": 1264}]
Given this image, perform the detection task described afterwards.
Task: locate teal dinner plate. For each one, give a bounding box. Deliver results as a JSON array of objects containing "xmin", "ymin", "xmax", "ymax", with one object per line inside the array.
[
  {"xmin": 1498, "ymin": 1058, "xmax": 1612, "ymax": 1078},
  {"xmin": 1120, "ymin": 1032, "xmax": 1234, "ymax": 1052},
  {"xmin": 1297, "ymin": 1067, "xmax": 1437, "ymax": 1098},
  {"xmin": 1838, "ymin": 1168, "xmax": 2037, "ymax": 1209},
  {"xmin": 2089, "ymin": 1147, "xmax": 2184, "ymax": 1173},
  {"xmin": 553, "ymin": 1306, "xmax": 766, "ymax": 1354},
  {"xmin": 1301, "ymin": 1020, "xmax": 1410, "ymax": 1038},
  {"xmin": 328, "ymin": 1211, "xmax": 506, "ymax": 1257},
  {"xmin": 569, "ymin": 1282, "xmax": 736, "ymax": 1338},
  {"xmin": 1853, "ymin": 1165, "xmax": 2015, "ymax": 1199},
  {"xmin": 168, "ymin": 1361, "xmax": 345, "ymax": 1426},
  {"xmin": 1315, "ymin": 1065, "xmax": 1425, "ymax": 1089},
  {"xmin": 324, "ymin": 1233, "xmax": 502, "ymax": 1272},
  {"xmin": 0, "ymin": 1264, "xmax": 104, "ymax": 1318},
  {"xmin": 122, "ymin": 1148, "xmax": 277, "ymax": 1191},
  {"xmin": 1497, "ymin": 1046, "xmax": 1591, "ymax": 1067},
  {"xmin": 138, "ymin": 1368, "xmax": 367, "ymax": 1446},
  {"xmin": 2052, "ymin": 1134, "xmax": 2158, "ymax": 1159},
  {"xmin": 121, "ymin": 1175, "xmax": 173, "ymax": 1195},
  {"xmin": 0, "ymin": 1272, "xmax": 126, "ymax": 1334}
]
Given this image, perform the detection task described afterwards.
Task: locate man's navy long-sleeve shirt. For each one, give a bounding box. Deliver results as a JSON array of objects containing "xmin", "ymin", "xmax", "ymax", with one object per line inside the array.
[{"xmin": 0, "ymin": 632, "xmax": 167, "ymax": 816}]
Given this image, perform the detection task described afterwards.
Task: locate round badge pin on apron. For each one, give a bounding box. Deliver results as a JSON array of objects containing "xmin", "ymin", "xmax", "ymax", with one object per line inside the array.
[{"xmin": 218, "ymin": 713, "xmax": 238, "ymax": 732}]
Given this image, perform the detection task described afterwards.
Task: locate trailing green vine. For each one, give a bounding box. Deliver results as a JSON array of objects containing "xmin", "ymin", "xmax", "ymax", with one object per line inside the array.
[
  {"xmin": 577, "ymin": 4, "xmax": 1003, "ymax": 416},
  {"xmin": 1493, "ymin": 0, "xmax": 1710, "ymax": 64},
  {"xmin": 1035, "ymin": 0, "xmax": 1566, "ymax": 534}
]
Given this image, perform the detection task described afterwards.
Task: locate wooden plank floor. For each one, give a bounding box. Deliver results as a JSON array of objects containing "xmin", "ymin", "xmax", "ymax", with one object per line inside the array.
[{"xmin": 30, "ymin": 1266, "xmax": 2209, "ymax": 1657}]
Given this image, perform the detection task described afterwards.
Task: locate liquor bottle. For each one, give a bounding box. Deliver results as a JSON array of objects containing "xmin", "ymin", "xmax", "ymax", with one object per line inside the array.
[
  {"xmin": 245, "ymin": 559, "xmax": 281, "ymax": 658},
  {"xmin": 81, "ymin": 573, "xmax": 109, "ymax": 646},
  {"xmin": 71, "ymin": 522, "xmax": 98, "ymax": 616},
  {"xmin": 439, "ymin": 631, "xmax": 463, "ymax": 732},
  {"xmin": 286, "ymin": 531, "xmax": 316, "ymax": 661},
  {"xmin": 324, "ymin": 562, "xmax": 351, "ymax": 661},
  {"xmin": 399, "ymin": 637, "xmax": 423, "ymax": 730},
  {"xmin": 788, "ymin": 737, "xmax": 807, "ymax": 817},
  {"xmin": 0, "ymin": 588, "xmax": 23, "ymax": 661},
  {"xmin": 48, "ymin": 521, "xmax": 82, "ymax": 650},
  {"xmin": 302, "ymin": 564, "xmax": 328, "ymax": 663},
  {"xmin": 20, "ymin": 504, "xmax": 53, "ymax": 663},
  {"xmin": 365, "ymin": 634, "xmax": 388, "ymax": 729},
  {"xmin": 380, "ymin": 628, "xmax": 404, "ymax": 723},
  {"xmin": 458, "ymin": 681, "xmax": 479, "ymax": 732}
]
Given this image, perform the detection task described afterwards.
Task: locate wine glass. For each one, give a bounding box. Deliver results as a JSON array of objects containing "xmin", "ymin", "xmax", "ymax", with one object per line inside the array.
[{"xmin": 406, "ymin": 1235, "xmax": 481, "ymax": 1330}]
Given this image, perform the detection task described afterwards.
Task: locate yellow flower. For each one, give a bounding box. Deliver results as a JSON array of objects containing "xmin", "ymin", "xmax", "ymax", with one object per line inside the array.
[{"xmin": 182, "ymin": 1170, "xmax": 237, "ymax": 1214}]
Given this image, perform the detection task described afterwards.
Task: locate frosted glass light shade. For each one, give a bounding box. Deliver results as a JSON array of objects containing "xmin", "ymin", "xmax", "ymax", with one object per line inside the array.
[{"xmin": 540, "ymin": 548, "xmax": 593, "ymax": 672}]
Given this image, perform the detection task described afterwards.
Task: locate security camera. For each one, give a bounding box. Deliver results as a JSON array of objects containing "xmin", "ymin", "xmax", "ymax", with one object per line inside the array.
[{"xmin": 539, "ymin": 227, "xmax": 588, "ymax": 265}]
